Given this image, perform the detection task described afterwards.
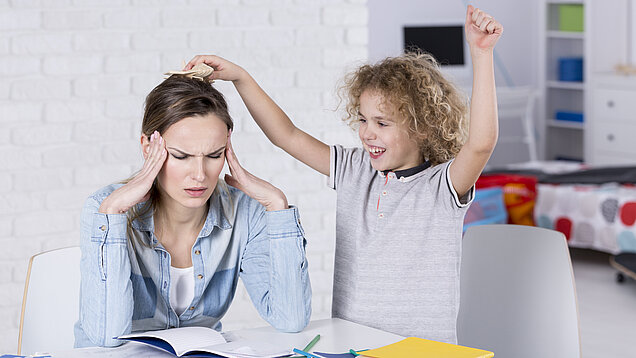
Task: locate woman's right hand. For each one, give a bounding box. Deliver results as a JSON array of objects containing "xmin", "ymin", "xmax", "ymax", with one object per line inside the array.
[
  {"xmin": 183, "ymin": 55, "xmax": 247, "ymax": 83},
  {"xmin": 99, "ymin": 131, "xmax": 167, "ymax": 214}
]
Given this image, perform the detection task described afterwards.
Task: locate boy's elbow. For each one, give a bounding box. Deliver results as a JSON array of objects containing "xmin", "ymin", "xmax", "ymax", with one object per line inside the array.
[{"xmin": 465, "ymin": 138, "xmax": 497, "ymax": 156}]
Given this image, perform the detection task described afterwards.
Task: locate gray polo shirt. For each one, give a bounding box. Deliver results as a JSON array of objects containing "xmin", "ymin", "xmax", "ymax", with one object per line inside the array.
[{"xmin": 328, "ymin": 145, "xmax": 473, "ymax": 344}]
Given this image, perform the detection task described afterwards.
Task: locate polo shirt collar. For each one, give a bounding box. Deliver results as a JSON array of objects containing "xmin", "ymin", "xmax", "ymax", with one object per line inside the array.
[{"xmin": 381, "ymin": 160, "xmax": 431, "ymax": 179}]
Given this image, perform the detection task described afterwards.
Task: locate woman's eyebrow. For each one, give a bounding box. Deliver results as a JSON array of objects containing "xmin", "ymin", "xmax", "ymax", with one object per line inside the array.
[{"xmin": 167, "ymin": 146, "xmax": 226, "ymax": 156}]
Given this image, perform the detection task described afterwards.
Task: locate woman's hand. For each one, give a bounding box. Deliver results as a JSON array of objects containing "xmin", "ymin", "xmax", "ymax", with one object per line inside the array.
[
  {"xmin": 223, "ymin": 132, "xmax": 289, "ymax": 211},
  {"xmin": 184, "ymin": 55, "xmax": 248, "ymax": 83},
  {"xmin": 465, "ymin": 5, "xmax": 503, "ymax": 56},
  {"xmin": 99, "ymin": 131, "xmax": 167, "ymax": 214}
]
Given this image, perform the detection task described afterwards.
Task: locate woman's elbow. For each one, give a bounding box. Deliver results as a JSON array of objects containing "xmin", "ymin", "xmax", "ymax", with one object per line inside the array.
[
  {"xmin": 74, "ymin": 322, "xmax": 125, "ymax": 348},
  {"xmin": 273, "ymin": 316, "xmax": 310, "ymax": 333}
]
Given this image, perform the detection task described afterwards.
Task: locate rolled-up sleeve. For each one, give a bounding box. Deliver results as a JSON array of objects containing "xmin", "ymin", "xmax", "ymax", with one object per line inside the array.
[
  {"xmin": 74, "ymin": 195, "xmax": 134, "ymax": 348},
  {"xmin": 239, "ymin": 201, "xmax": 312, "ymax": 332}
]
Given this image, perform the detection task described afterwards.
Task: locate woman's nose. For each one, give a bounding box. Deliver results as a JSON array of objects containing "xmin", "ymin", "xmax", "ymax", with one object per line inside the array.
[{"xmin": 191, "ymin": 157, "xmax": 205, "ymax": 182}]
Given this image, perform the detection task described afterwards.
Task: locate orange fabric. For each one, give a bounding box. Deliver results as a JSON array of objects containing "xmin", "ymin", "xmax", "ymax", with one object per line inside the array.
[{"xmin": 476, "ymin": 174, "xmax": 537, "ymax": 226}]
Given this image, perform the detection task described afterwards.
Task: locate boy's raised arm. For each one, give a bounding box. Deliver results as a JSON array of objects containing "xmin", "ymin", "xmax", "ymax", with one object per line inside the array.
[
  {"xmin": 185, "ymin": 55, "xmax": 331, "ymax": 176},
  {"xmin": 450, "ymin": 6, "xmax": 503, "ymax": 197}
]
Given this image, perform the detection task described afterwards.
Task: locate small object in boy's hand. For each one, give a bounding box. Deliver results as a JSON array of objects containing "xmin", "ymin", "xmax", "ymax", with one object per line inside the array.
[{"xmin": 164, "ymin": 63, "xmax": 214, "ymax": 82}]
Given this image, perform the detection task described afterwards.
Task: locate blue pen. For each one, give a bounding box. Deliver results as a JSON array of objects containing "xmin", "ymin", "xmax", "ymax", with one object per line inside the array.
[{"xmin": 293, "ymin": 348, "xmax": 322, "ymax": 358}]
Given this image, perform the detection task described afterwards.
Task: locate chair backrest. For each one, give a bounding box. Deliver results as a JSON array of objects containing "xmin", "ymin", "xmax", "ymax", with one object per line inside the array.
[
  {"xmin": 486, "ymin": 86, "xmax": 538, "ymax": 168},
  {"xmin": 457, "ymin": 225, "xmax": 581, "ymax": 358},
  {"xmin": 18, "ymin": 246, "xmax": 81, "ymax": 355}
]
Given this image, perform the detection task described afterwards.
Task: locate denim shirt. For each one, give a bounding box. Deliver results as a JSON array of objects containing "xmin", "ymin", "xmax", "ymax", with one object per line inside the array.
[{"xmin": 74, "ymin": 183, "xmax": 311, "ymax": 347}]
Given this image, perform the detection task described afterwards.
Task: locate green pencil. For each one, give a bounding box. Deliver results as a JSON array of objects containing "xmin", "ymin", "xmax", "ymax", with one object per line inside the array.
[
  {"xmin": 303, "ymin": 334, "xmax": 321, "ymax": 351},
  {"xmin": 289, "ymin": 334, "xmax": 321, "ymax": 358}
]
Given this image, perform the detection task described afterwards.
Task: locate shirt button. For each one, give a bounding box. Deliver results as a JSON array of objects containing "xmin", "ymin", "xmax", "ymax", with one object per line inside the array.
[
  {"xmin": 194, "ymin": 250, "xmax": 201, "ymax": 255},
  {"xmin": 189, "ymin": 306, "xmax": 195, "ymax": 310},
  {"xmin": 99, "ymin": 225, "xmax": 106, "ymax": 231},
  {"xmin": 378, "ymin": 213, "xmax": 384, "ymax": 218},
  {"xmin": 382, "ymin": 190, "xmax": 387, "ymax": 196},
  {"xmin": 399, "ymin": 177, "xmax": 405, "ymax": 182},
  {"xmin": 197, "ymin": 274, "xmax": 203, "ymax": 279},
  {"xmin": 163, "ymin": 282, "xmax": 167, "ymax": 289}
]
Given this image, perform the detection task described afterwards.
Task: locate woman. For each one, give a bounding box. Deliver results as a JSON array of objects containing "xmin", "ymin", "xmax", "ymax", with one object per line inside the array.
[{"xmin": 74, "ymin": 74, "xmax": 311, "ymax": 347}]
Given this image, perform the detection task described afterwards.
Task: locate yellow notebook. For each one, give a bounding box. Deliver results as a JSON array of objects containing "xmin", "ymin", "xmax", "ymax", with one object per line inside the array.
[{"xmin": 360, "ymin": 337, "xmax": 494, "ymax": 358}]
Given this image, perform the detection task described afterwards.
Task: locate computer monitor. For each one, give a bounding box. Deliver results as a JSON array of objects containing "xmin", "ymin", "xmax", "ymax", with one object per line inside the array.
[
  {"xmin": 403, "ymin": 25, "xmax": 465, "ymax": 65},
  {"xmin": 403, "ymin": 25, "xmax": 469, "ymax": 84}
]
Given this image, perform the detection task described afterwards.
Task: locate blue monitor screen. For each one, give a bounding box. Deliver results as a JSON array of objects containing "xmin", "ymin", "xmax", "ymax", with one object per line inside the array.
[{"xmin": 403, "ymin": 25, "xmax": 465, "ymax": 66}]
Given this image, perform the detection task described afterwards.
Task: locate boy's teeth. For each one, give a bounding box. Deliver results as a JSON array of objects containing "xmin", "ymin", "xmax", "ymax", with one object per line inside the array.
[{"xmin": 370, "ymin": 147, "xmax": 385, "ymax": 153}]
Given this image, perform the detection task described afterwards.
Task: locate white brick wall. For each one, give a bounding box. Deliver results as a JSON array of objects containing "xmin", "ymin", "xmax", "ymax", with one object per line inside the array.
[{"xmin": 0, "ymin": 0, "xmax": 366, "ymax": 354}]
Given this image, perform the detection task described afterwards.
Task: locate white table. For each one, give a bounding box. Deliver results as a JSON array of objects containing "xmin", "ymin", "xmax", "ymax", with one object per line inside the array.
[{"xmin": 51, "ymin": 318, "xmax": 403, "ymax": 357}]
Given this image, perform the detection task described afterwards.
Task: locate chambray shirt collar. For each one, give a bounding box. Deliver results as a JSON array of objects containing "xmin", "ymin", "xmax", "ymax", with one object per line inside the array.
[
  {"xmin": 130, "ymin": 192, "xmax": 233, "ymax": 241},
  {"xmin": 199, "ymin": 191, "xmax": 233, "ymax": 236}
]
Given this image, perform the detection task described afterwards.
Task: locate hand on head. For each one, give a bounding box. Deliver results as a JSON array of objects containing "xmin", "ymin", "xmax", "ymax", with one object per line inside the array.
[
  {"xmin": 99, "ymin": 131, "xmax": 168, "ymax": 214},
  {"xmin": 184, "ymin": 55, "xmax": 247, "ymax": 83},
  {"xmin": 223, "ymin": 131, "xmax": 289, "ymax": 211},
  {"xmin": 465, "ymin": 5, "xmax": 503, "ymax": 53}
]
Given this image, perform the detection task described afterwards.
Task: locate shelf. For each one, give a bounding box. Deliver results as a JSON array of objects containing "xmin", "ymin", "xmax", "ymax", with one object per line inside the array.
[
  {"xmin": 547, "ymin": 119, "xmax": 584, "ymax": 129},
  {"xmin": 547, "ymin": 31, "xmax": 585, "ymax": 39},
  {"xmin": 547, "ymin": 80, "xmax": 585, "ymax": 90}
]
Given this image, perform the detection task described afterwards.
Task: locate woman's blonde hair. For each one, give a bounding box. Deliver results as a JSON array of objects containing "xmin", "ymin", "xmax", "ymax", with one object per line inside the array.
[
  {"xmin": 123, "ymin": 76, "xmax": 234, "ymax": 247},
  {"xmin": 340, "ymin": 52, "xmax": 469, "ymax": 166}
]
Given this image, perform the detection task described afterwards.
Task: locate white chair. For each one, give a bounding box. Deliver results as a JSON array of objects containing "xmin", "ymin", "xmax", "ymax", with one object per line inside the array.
[
  {"xmin": 18, "ymin": 246, "xmax": 81, "ymax": 355},
  {"xmin": 457, "ymin": 225, "xmax": 581, "ymax": 358},
  {"xmin": 486, "ymin": 86, "xmax": 539, "ymax": 169}
]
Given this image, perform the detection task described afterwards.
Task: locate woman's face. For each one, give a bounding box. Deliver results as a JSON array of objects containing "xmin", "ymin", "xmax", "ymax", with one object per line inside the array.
[{"xmin": 150, "ymin": 114, "xmax": 228, "ymax": 211}]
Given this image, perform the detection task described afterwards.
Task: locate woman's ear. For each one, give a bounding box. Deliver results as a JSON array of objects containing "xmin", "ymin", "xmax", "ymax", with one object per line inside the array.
[{"xmin": 141, "ymin": 134, "xmax": 151, "ymax": 160}]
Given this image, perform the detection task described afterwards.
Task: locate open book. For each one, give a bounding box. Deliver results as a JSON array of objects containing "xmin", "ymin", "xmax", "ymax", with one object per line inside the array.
[{"xmin": 117, "ymin": 326, "xmax": 291, "ymax": 358}]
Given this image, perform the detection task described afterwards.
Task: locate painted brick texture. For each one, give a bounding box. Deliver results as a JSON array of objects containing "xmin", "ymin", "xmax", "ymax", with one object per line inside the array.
[{"xmin": 0, "ymin": 0, "xmax": 366, "ymax": 353}]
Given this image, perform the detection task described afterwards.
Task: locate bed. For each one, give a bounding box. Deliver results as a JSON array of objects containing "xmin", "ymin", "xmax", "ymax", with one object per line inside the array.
[{"xmin": 467, "ymin": 162, "xmax": 636, "ymax": 255}]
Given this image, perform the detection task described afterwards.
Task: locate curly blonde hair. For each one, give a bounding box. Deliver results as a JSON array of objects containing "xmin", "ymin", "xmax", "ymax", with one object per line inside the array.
[{"xmin": 340, "ymin": 52, "xmax": 469, "ymax": 166}]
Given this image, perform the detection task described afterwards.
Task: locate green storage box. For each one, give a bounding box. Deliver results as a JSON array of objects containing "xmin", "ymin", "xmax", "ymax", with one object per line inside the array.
[{"xmin": 559, "ymin": 4, "xmax": 584, "ymax": 32}]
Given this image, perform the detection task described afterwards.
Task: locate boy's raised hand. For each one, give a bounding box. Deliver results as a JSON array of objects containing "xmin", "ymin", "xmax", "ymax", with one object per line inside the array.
[
  {"xmin": 184, "ymin": 55, "xmax": 247, "ymax": 82},
  {"xmin": 465, "ymin": 5, "xmax": 503, "ymax": 53}
]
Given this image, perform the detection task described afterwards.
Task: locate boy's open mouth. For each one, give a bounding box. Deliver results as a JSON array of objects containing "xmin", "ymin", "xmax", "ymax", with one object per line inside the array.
[{"xmin": 368, "ymin": 146, "xmax": 386, "ymax": 159}]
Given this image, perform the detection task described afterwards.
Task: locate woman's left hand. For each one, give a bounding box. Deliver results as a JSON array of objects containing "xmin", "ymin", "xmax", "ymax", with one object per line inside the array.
[
  {"xmin": 224, "ymin": 132, "xmax": 289, "ymax": 211},
  {"xmin": 465, "ymin": 5, "xmax": 503, "ymax": 54}
]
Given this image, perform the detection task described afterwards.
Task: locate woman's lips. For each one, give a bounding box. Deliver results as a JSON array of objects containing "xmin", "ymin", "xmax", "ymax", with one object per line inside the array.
[{"xmin": 184, "ymin": 188, "xmax": 207, "ymax": 197}]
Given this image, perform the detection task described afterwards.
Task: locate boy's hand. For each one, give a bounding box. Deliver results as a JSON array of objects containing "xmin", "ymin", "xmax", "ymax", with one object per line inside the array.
[
  {"xmin": 465, "ymin": 5, "xmax": 503, "ymax": 55},
  {"xmin": 184, "ymin": 55, "xmax": 247, "ymax": 82}
]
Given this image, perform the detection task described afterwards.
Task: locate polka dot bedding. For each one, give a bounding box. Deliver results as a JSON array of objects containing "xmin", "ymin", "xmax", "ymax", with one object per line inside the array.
[{"xmin": 535, "ymin": 182, "xmax": 636, "ymax": 254}]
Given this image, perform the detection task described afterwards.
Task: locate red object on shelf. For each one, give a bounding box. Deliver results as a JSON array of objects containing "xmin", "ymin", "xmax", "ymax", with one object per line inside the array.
[{"xmin": 476, "ymin": 174, "xmax": 538, "ymax": 226}]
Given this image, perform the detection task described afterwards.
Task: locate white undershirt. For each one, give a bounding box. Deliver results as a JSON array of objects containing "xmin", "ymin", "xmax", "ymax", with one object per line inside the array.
[{"xmin": 169, "ymin": 265, "xmax": 195, "ymax": 316}]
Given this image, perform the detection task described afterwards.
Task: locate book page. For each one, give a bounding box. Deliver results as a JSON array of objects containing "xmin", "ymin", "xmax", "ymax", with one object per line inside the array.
[
  {"xmin": 195, "ymin": 339, "xmax": 292, "ymax": 358},
  {"xmin": 119, "ymin": 326, "xmax": 226, "ymax": 357}
]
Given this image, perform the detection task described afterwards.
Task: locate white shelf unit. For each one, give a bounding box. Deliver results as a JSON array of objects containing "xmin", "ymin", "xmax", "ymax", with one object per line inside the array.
[
  {"xmin": 584, "ymin": 0, "xmax": 634, "ymax": 165},
  {"xmin": 538, "ymin": 0, "xmax": 587, "ymax": 162},
  {"xmin": 539, "ymin": 0, "xmax": 634, "ymax": 164}
]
